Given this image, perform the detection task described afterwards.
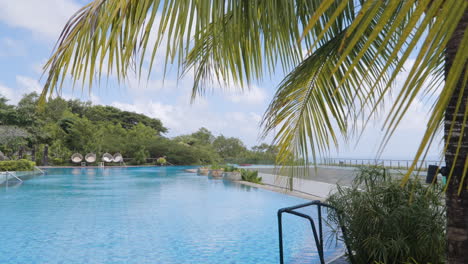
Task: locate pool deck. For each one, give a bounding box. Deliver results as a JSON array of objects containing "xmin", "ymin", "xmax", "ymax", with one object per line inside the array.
[{"xmin": 238, "ymin": 181, "xmax": 324, "ymax": 201}]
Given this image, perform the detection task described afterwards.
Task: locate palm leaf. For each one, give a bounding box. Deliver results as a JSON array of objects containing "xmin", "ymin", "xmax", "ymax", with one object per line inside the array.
[{"xmin": 42, "ymin": 0, "xmax": 468, "ymax": 188}]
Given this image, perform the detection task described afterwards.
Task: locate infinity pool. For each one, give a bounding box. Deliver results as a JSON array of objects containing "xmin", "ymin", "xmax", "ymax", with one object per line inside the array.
[{"xmin": 0, "ymin": 167, "xmax": 342, "ymax": 263}]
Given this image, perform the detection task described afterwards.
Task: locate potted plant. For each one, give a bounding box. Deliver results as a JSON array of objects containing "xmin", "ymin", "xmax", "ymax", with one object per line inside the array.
[
  {"xmin": 222, "ymin": 165, "xmax": 242, "ymax": 181},
  {"xmin": 208, "ymin": 164, "xmax": 224, "ymax": 178}
]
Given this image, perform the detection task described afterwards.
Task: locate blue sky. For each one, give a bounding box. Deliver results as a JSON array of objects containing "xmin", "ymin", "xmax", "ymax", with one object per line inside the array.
[{"xmin": 0, "ymin": 0, "xmax": 442, "ymax": 160}]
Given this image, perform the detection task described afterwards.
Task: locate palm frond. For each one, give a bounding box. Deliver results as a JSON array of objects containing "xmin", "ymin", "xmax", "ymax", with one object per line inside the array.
[{"xmin": 42, "ymin": 0, "xmax": 468, "ymax": 188}]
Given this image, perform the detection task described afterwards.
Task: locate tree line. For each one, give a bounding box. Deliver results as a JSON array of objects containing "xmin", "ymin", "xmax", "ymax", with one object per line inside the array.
[{"xmin": 0, "ymin": 93, "xmax": 277, "ymax": 165}]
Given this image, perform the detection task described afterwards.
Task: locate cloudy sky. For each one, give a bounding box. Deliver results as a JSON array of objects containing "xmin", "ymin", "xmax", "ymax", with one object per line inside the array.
[{"xmin": 0, "ymin": 0, "xmax": 443, "ymax": 160}]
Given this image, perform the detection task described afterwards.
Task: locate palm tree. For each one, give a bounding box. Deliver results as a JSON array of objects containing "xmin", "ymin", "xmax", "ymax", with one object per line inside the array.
[{"xmin": 42, "ymin": 0, "xmax": 468, "ymax": 262}]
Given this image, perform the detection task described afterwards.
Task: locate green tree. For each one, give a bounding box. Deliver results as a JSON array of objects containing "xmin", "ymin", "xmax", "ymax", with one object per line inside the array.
[
  {"xmin": 16, "ymin": 93, "xmax": 39, "ymax": 127},
  {"xmin": 0, "ymin": 126, "xmax": 29, "ymax": 157},
  {"xmin": 0, "ymin": 96, "xmax": 17, "ymax": 125},
  {"xmin": 82, "ymin": 105, "xmax": 167, "ymax": 134},
  {"xmin": 40, "ymin": 1, "xmax": 468, "ymax": 262},
  {"xmin": 212, "ymin": 135, "xmax": 247, "ymax": 163},
  {"xmin": 191, "ymin": 127, "xmax": 215, "ymax": 145}
]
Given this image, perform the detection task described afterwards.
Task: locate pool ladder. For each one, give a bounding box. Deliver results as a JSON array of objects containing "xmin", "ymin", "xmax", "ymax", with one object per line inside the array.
[
  {"xmin": 4, "ymin": 171, "xmax": 23, "ymax": 183},
  {"xmin": 34, "ymin": 166, "xmax": 46, "ymax": 175},
  {"xmin": 277, "ymin": 201, "xmax": 354, "ymax": 264}
]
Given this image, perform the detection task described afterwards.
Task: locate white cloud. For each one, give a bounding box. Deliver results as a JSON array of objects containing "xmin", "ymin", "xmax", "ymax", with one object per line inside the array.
[
  {"xmin": 110, "ymin": 99, "xmax": 266, "ymax": 146},
  {"xmin": 0, "ymin": 84, "xmax": 17, "ymax": 103},
  {"xmin": 16, "ymin": 75, "xmax": 42, "ymax": 94},
  {"xmin": 0, "ymin": 0, "xmax": 81, "ymax": 40},
  {"xmin": 226, "ymin": 85, "xmax": 267, "ymax": 104},
  {"xmin": 0, "ymin": 76, "xmax": 43, "ymax": 104}
]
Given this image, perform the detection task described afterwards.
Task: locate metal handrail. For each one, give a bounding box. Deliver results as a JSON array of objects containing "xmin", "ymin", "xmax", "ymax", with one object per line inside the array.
[
  {"xmin": 5, "ymin": 171, "xmax": 23, "ymax": 183},
  {"xmin": 34, "ymin": 166, "xmax": 46, "ymax": 175},
  {"xmin": 277, "ymin": 201, "xmax": 354, "ymax": 264},
  {"xmin": 319, "ymin": 157, "xmax": 444, "ymax": 170}
]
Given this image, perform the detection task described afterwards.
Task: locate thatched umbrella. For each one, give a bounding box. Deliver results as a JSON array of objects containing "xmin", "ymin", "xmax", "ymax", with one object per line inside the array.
[
  {"xmin": 113, "ymin": 153, "xmax": 123, "ymax": 163},
  {"xmin": 102, "ymin": 153, "xmax": 113, "ymax": 163},
  {"xmin": 85, "ymin": 153, "xmax": 96, "ymax": 163},
  {"xmin": 71, "ymin": 153, "xmax": 83, "ymax": 163}
]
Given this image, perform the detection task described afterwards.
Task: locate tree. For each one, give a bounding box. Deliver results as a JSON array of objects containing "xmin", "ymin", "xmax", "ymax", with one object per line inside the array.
[
  {"xmin": 16, "ymin": 93, "xmax": 39, "ymax": 124},
  {"xmin": 191, "ymin": 127, "xmax": 215, "ymax": 145},
  {"xmin": 0, "ymin": 96, "xmax": 17, "ymax": 125},
  {"xmin": 0, "ymin": 126, "xmax": 29, "ymax": 157},
  {"xmin": 82, "ymin": 105, "xmax": 167, "ymax": 134},
  {"xmin": 41, "ymin": 1, "xmax": 468, "ymax": 262},
  {"xmin": 212, "ymin": 135, "xmax": 247, "ymax": 163}
]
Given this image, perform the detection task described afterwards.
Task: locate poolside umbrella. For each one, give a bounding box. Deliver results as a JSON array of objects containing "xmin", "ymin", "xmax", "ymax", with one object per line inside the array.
[
  {"xmin": 85, "ymin": 153, "xmax": 97, "ymax": 163},
  {"xmin": 71, "ymin": 153, "xmax": 83, "ymax": 163},
  {"xmin": 102, "ymin": 153, "xmax": 113, "ymax": 163},
  {"xmin": 113, "ymin": 153, "xmax": 123, "ymax": 163}
]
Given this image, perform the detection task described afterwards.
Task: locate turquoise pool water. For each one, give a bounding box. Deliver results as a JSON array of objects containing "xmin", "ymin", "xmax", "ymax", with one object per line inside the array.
[{"xmin": 0, "ymin": 167, "xmax": 342, "ymax": 263}]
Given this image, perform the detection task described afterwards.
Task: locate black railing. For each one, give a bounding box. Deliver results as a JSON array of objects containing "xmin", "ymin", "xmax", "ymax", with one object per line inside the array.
[
  {"xmin": 278, "ymin": 201, "xmax": 353, "ymax": 264},
  {"xmin": 319, "ymin": 158, "xmax": 444, "ymax": 171}
]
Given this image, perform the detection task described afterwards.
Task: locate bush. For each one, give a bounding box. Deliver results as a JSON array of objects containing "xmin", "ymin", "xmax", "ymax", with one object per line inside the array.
[
  {"xmin": 222, "ymin": 165, "xmax": 239, "ymax": 172},
  {"xmin": 0, "ymin": 159, "xmax": 36, "ymax": 171},
  {"xmin": 327, "ymin": 166, "xmax": 445, "ymax": 264},
  {"xmin": 210, "ymin": 163, "xmax": 223, "ymax": 170},
  {"xmin": 132, "ymin": 148, "xmax": 149, "ymax": 165},
  {"xmin": 240, "ymin": 169, "xmax": 262, "ymax": 184},
  {"xmin": 156, "ymin": 157, "xmax": 167, "ymax": 165}
]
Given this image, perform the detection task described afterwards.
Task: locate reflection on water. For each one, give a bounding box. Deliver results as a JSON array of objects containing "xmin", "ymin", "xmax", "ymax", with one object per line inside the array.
[{"xmin": 0, "ymin": 166, "xmax": 343, "ymax": 264}]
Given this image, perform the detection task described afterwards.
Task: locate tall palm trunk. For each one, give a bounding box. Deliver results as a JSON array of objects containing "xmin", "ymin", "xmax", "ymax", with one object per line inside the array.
[{"xmin": 445, "ymin": 8, "xmax": 468, "ymax": 264}]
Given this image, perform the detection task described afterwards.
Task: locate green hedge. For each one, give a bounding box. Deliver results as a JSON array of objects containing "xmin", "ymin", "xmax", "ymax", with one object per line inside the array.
[{"xmin": 0, "ymin": 159, "xmax": 36, "ymax": 172}]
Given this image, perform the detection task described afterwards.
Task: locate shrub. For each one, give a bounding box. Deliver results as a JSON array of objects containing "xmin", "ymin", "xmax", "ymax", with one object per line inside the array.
[
  {"xmin": 327, "ymin": 166, "xmax": 445, "ymax": 264},
  {"xmin": 210, "ymin": 163, "xmax": 223, "ymax": 170},
  {"xmin": 156, "ymin": 157, "xmax": 167, "ymax": 165},
  {"xmin": 132, "ymin": 148, "xmax": 149, "ymax": 165},
  {"xmin": 240, "ymin": 169, "xmax": 262, "ymax": 184},
  {"xmin": 0, "ymin": 159, "xmax": 36, "ymax": 171},
  {"xmin": 222, "ymin": 165, "xmax": 239, "ymax": 172}
]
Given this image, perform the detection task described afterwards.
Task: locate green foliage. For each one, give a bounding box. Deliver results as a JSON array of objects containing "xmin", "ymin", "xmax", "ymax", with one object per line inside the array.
[
  {"xmin": 0, "ymin": 126, "xmax": 29, "ymax": 157},
  {"xmin": 240, "ymin": 169, "xmax": 262, "ymax": 184},
  {"xmin": 0, "ymin": 159, "xmax": 36, "ymax": 171},
  {"xmin": 212, "ymin": 135, "xmax": 247, "ymax": 163},
  {"xmin": 82, "ymin": 105, "xmax": 167, "ymax": 134},
  {"xmin": 49, "ymin": 140, "xmax": 72, "ymax": 165},
  {"xmin": 132, "ymin": 148, "xmax": 149, "ymax": 165},
  {"xmin": 222, "ymin": 165, "xmax": 239, "ymax": 172},
  {"xmin": 0, "ymin": 93, "xmax": 277, "ymax": 166},
  {"xmin": 156, "ymin": 157, "xmax": 167, "ymax": 165},
  {"xmin": 210, "ymin": 163, "xmax": 222, "ymax": 170},
  {"xmin": 327, "ymin": 166, "xmax": 445, "ymax": 264}
]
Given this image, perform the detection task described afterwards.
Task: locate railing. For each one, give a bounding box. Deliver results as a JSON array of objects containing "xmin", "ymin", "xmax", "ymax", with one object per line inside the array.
[
  {"xmin": 319, "ymin": 158, "xmax": 444, "ymax": 171},
  {"xmin": 34, "ymin": 166, "xmax": 46, "ymax": 175},
  {"xmin": 278, "ymin": 201, "xmax": 353, "ymax": 264},
  {"xmin": 4, "ymin": 171, "xmax": 23, "ymax": 183}
]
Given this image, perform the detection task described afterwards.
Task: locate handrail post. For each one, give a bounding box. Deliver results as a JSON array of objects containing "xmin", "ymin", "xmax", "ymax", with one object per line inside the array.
[{"xmin": 278, "ymin": 210, "xmax": 284, "ymax": 264}]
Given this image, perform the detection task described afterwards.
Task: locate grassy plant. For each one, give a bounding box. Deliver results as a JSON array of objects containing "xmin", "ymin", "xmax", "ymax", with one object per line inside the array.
[
  {"xmin": 240, "ymin": 169, "xmax": 262, "ymax": 184},
  {"xmin": 327, "ymin": 166, "xmax": 445, "ymax": 264}
]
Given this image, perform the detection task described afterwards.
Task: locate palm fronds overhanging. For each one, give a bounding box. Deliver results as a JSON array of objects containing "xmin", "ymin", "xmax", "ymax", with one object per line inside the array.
[
  {"xmin": 41, "ymin": 0, "xmax": 468, "ymax": 261},
  {"xmin": 42, "ymin": 0, "xmax": 466, "ymax": 182}
]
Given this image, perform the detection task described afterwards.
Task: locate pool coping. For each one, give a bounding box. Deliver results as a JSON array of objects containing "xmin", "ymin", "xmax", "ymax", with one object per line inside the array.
[{"xmin": 237, "ymin": 181, "xmax": 324, "ymax": 201}]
